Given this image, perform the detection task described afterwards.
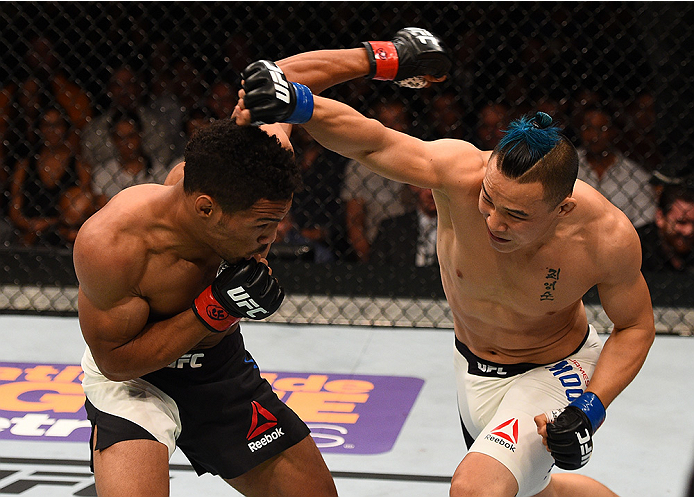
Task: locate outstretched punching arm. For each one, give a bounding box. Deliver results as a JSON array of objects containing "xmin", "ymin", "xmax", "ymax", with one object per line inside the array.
[
  {"xmin": 248, "ymin": 28, "xmax": 452, "ymax": 143},
  {"xmin": 276, "ymin": 27, "xmax": 451, "ymax": 92},
  {"xmin": 235, "ymin": 59, "xmax": 483, "ymax": 193}
]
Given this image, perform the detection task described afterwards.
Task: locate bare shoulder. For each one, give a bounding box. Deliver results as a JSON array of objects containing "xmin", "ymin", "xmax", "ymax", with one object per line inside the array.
[
  {"xmin": 575, "ymin": 181, "xmax": 641, "ymax": 274},
  {"xmin": 73, "ymin": 193, "xmax": 149, "ymax": 307},
  {"xmin": 427, "ymin": 139, "xmax": 488, "ymax": 193}
]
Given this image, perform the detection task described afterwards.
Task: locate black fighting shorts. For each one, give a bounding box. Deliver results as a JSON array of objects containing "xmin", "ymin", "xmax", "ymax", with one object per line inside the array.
[{"xmin": 83, "ymin": 328, "xmax": 310, "ymax": 479}]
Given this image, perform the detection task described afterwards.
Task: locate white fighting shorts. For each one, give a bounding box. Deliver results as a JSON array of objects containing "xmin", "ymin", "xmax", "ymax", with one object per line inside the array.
[{"xmin": 454, "ymin": 326, "xmax": 603, "ymax": 497}]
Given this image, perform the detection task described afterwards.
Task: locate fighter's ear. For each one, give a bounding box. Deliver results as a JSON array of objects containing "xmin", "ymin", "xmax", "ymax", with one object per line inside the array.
[
  {"xmin": 557, "ymin": 196, "xmax": 577, "ymax": 217},
  {"xmin": 194, "ymin": 195, "xmax": 215, "ymax": 217}
]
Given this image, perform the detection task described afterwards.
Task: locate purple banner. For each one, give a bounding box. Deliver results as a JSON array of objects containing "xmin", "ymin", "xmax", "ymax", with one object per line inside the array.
[
  {"xmin": 0, "ymin": 362, "xmax": 89, "ymax": 442},
  {"xmin": 262, "ymin": 372, "xmax": 424, "ymax": 454},
  {"xmin": 0, "ymin": 362, "xmax": 424, "ymax": 454}
]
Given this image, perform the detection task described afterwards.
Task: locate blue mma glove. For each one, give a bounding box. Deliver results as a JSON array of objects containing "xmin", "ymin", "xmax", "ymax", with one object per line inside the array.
[
  {"xmin": 545, "ymin": 392, "xmax": 606, "ymax": 470},
  {"xmin": 241, "ymin": 60, "xmax": 314, "ymax": 125}
]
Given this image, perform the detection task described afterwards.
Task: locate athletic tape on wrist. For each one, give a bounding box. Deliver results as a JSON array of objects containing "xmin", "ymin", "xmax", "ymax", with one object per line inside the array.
[
  {"xmin": 570, "ymin": 392, "xmax": 606, "ymax": 433},
  {"xmin": 192, "ymin": 286, "xmax": 242, "ymax": 333},
  {"xmin": 366, "ymin": 41, "xmax": 399, "ymax": 80},
  {"xmin": 285, "ymin": 83, "xmax": 313, "ymax": 124}
]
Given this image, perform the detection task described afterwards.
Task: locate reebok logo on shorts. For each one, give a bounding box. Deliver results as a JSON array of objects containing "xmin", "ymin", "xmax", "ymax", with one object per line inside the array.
[
  {"xmin": 247, "ymin": 401, "xmax": 277, "ymax": 439},
  {"xmin": 484, "ymin": 418, "xmax": 519, "ymax": 452},
  {"xmin": 247, "ymin": 401, "xmax": 284, "ymax": 452}
]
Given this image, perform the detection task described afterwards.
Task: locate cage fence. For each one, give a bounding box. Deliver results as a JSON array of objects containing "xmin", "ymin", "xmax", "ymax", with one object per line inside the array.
[{"xmin": 0, "ymin": 2, "xmax": 692, "ymax": 333}]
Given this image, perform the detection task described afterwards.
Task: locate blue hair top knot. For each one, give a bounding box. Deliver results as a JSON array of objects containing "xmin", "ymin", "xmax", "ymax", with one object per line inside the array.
[
  {"xmin": 531, "ymin": 111, "xmax": 553, "ymax": 129},
  {"xmin": 498, "ymin": 112, "xmax": 561, "ymax": 161}
]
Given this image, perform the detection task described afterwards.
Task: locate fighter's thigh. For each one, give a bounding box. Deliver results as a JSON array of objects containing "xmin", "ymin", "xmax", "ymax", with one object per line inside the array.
[
  {"xmin": 92, "ymin": 426, "xmax": 170, "ymax": 497},
  {"xmin": 225, "ymin": 435, "xmax": 337, "ymax": 497},
  {"xmin": 463, "ymin": 366, "xmax": 582, "ymax": 497},
  {"xmin": 466, "ymin": 403, "xmax": 556, "ymax": 497}
]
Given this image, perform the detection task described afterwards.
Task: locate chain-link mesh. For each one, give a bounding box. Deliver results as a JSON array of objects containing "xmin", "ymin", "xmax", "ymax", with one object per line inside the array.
[{"xmin": 0, "ymin": 2, "xmax": 692, "ymax": 333}]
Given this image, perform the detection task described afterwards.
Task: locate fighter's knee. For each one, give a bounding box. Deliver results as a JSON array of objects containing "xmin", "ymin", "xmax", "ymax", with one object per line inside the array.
[
  {"xmin": 450, "ymin": 458, "xmax": 518, "ymax": 497},
  {"xmin": 451, "ymin": 477, "xmax": 479, "ymax": 497},
  {"xmin": 450, "ymin": 473, "xmax": 493, "ymax": 497}
]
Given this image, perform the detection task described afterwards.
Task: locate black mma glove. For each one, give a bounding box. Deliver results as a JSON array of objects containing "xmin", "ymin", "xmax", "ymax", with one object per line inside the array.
[
  {"xmin": 192, "ymin": 258, "xmax": 284, "ymax": 332},
  {"xmin": 363, "ymin": 27, "xmax": 452, "ymax": 88},
  {"xmin": 241, "ymin": 60, "xmax": 314, "ymax": 125},
  {"xmin": 545, "ymin": 392, "xmax": 606, "ymax": 470}
]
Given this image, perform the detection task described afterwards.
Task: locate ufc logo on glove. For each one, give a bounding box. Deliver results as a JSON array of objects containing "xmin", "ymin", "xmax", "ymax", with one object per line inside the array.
[
  {"xmin": 192, "ymin": 258, "xmax": 284, "ymax": 332},
  {"xmin": 407, "ymin": 28, "xmax": 439, "ymax": 46},
  {"xmin": 227, "ymin": 286, "xmax": 269, "ymax": 318},
  {"xmin": 262, "ymin": 60, "xmax": 291, "ymax": 104}
]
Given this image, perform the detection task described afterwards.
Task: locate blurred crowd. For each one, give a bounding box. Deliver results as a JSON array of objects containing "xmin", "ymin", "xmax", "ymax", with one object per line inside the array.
[{"xmin": 0, "ymin": 31, "xmax": 692, "ymax": 274}]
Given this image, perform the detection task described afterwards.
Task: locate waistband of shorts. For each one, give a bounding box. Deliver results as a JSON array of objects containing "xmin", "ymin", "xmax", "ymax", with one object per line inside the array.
[
  {"xmin": 455, "ymin": 326, "xmax": 590, "ymax": 378},
  {"xmin": 188, "ymin": 326, "xmax": 244, "ymax": 357},
  {"xmin": 142, "ymin": 327, "xmax": 246, "ymax": 385},
  {"xmin": 159, "ymin": 327, "xmax": 244, "ymax": 372}
]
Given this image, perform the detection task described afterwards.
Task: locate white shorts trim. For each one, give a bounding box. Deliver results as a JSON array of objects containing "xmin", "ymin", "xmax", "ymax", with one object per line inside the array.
[{"xmin": 81, "ymin": 347, "xmax": 181, "ymax": 457}]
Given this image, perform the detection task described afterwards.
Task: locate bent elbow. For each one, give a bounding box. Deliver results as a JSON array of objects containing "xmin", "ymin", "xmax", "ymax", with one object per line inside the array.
[
  {"xmin": 93, "ymin": 356, "xmax": 141, "ymax": 382},
  {"xmin": 100, "ymin": 369, "xmax": 135, "ymax": 382}
]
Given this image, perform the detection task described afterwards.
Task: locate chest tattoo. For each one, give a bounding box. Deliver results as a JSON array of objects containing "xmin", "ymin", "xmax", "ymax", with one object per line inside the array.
[{"xmin": 539, "ymin": 267, "xmax": 561, "ymax": 302}]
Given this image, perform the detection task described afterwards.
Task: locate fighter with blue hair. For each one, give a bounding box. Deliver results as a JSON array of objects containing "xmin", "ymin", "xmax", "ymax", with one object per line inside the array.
[{"xmin": 235, "ymin": 57, "xmax": 655, "ymax": 497}]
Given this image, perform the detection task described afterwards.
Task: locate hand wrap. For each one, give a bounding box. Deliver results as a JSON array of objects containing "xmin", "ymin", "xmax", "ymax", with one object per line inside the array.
[
  {"xmin": 545, "ymin": 392, "xmax": 606, "ymax": 470},
  {"xmin": 193, "ymin": 258, "xmax": 284, "ymax": 332},
  {"xmin": 241, "ymin": 60, "xmax": 314, "ymax": 125}
]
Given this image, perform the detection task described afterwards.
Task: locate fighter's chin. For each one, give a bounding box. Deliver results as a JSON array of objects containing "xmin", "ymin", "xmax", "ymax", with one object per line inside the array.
[
  {"xmin": 487, "ymin": 237, "xmax": 519, "ymax": 253},
  {"xmin": 488, "ymin": 240, "xmax": 518, "ymax": 253}
]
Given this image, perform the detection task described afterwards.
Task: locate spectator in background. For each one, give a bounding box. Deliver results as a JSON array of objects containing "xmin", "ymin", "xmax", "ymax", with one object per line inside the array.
[
  {"xmin": 147, "ymin": 46, "xmax": 204, "ymax": 159},
  {"xmin": 168, "ymin": 106, "xmax": 215, "ymax": 170},
  {"xmin": 637, "ymin": 183, "xmax": 694, "ymax": 273},
  {"xmin": 81, "ymin": 65, "xmax": 179, "ymax": 169},
  {"xmin": 371, "ymin": 185, "xmax": 438, "ymax": 267},
  {"xmin": 565, "ymin": 89, "xmax": 602, "ymax": 144},
  {"xmin": 149, "ymin": 41, "xmax": 204, "ymax": 118},
  {"xmin": 58, "ymin": 186, "xmax": 97, "ymax": 246},
  {"xmin": 289, "ymin": 127, "xmax": 348, "ymax": 262},
  {"xmin": 577, "ymin": 105, "xmax": 656, "ymax": 228},
  {"xmin": 206, "ymin": 80, "xmax": 238, "ymax": 120},
  {"xmin": 429, "ymin": 90, "xmax": 468, "ymax": 140},
  {"xmin": 650, "ymin": 156, "xmax": 694, "ymax": 198},
  {"xmin": 269, "ymin": 211, "xmax": 335, "ymax": 263},
  {"xmin": 8, "ymin": 108, "xmax": 95, "ymax": 247},
  {"xmin": 475, "ymin": 102, "xmax": 510, "ymax": 150},
  {"xmin": 340, "ymin": 101, "xmax": 411, "ymax": 262},
  {"xmin": 91, "ymin": 111, "xmax": 169, "ymax": 201},
  {"xmin": 0, "ymin": 34, "xmax": 92, "ymax": 155},
  {"xmin": 0, "ymin": 34, "xmax": 92, "ymax": 244},
  {"xmin": 221, "ymin": 33, "xmax": 254, "ymax": 78},
  {"xmin": 618, "ymin": 93, "xmax": 662, "ymax": 171}
]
